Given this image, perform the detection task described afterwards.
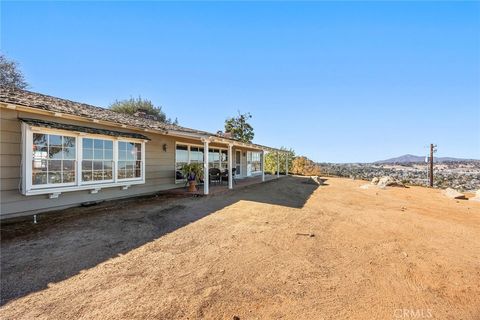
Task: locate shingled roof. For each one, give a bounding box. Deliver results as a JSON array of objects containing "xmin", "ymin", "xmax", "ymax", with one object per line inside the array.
[
  {"xmin": 0, "ymin": 86, "xmax": 282, "ymax": 151},
  {"xmin": 0, "ymin": 86, "xmax": 211, "ymax": 135}
]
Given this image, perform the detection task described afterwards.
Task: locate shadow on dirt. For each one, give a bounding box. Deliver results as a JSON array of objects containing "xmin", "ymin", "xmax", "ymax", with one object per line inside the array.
[{"xmin": 0, "ymin": 175, "xmax": 321, "ymax": 305}]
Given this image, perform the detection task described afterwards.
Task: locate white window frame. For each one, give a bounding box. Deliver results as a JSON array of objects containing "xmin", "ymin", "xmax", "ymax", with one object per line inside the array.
[
  {"xmin": 22, "ymin": 123, "xmax": 146, "ymax": 196},
  {"xmin": 80, "ymin": 136, "xmax": 116, "ymax": 185},
  {"xmin": 235, "ymin": 150, "xmax": 242, "ymax": 177},
  {"xmin": 29, "ymin": 129, "xmax": 78, "ymax": 189},
  {"xmin": 174, "ymin": 142, "xmax": 228, "ymax": 184},
  {"xmin": 116, "ymin": 140, "xmax": 145, "ymax": 182},
  {"xmin": 247, "ymin": 151, "xmax": 262, "ymax": 175},
  {"xmin": 175, "ymin": 142, "xmax": 206, "ymax": 183}
]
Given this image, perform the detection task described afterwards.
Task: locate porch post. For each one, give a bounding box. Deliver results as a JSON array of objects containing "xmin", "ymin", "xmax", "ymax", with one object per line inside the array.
[
  {"xmin": 276, "ymin": 151, "xmax": 280, "ymax": 178},
  {"xmin": 261, "ymin": 150, "xmax": 265, "ymax": 182},
  {"xmin": 203, "ymin": 139, "xmax": 209, "ymax": 195},
  {"xmin": 285, "ymin": 152, "xmax": 289, "ymax": 176},
  {"xmin": 228, "ymin": 144, "xmax": 233, "ymax": 189}
]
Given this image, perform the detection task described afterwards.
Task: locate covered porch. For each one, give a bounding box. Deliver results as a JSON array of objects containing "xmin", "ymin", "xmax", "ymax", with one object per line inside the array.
[{"xmin": 173, "ymin": 135, "xmax": 290, "ymax": 195}]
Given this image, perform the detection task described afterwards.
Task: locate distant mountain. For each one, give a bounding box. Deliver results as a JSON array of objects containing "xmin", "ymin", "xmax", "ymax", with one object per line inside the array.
[{"xmin": 375, "ymin": 154, "xmax": 478, "ymax": 164}]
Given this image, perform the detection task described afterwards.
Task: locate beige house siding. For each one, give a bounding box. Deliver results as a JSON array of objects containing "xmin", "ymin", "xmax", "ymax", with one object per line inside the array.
[
  {"xmin": 0, "ymin": 108, "xmax": 179, "ymax": 218},
  {"xmin": 0, "ymin": 107, "xmax": 269, "ymax": 218}
]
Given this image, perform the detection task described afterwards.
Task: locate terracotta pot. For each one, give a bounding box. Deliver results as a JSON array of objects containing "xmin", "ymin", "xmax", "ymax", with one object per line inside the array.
[{"xmin": 188, "ymin": 180, "xmax": 197, "ymax": 192}]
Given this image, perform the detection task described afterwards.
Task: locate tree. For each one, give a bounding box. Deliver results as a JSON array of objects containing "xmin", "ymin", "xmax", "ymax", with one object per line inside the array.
[
  {"xmin": 264, "ymin": 147, "xmax": 295, "ymax": 174},
  {"xmin": 109, "ymin": 96, "xmax": 176, "ymax": 124},
  {"xmin": 224, "ymin": 112, "xmax": 254, "ymax": 143},
  {"xmin": 0, "ymin": 54, "xmax": 28, "ymax": 89},
  {"xmin": 291, "ymin": 156, "xmax": 322, "ymax": 176}
]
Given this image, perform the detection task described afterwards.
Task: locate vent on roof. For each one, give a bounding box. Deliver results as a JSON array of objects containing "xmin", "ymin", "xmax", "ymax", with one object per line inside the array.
[
  {"xmin": 217, "ymin": 131, "xmax": 233, "ymax": 139},
  {"xmin": 134, "ymin": 109, "xmax": 158, "ymax": 121}
]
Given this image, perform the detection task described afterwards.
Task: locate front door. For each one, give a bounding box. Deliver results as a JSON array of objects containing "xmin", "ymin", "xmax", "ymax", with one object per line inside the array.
[{"xmin": 235, "ymin": 150, "xmax": 242, "ymax": 177}]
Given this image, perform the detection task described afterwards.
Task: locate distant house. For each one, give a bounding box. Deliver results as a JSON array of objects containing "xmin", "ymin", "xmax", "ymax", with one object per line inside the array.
[{"xmin": 0, "ymin": 87, "xmax": 287, "ymax": 218}]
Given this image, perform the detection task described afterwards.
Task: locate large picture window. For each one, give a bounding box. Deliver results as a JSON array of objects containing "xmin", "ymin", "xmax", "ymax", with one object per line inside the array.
[
  {"xmin": 82, "ymin": 138, "xmax": 114, "ymax": 182},
  {"xmin": 175, "ymin": 144, "xmax": 206, "ymax": 181},
  {"xmin": 32, "ymin": 133, "xmax": 76, "ymax": 186},
  {"xmin": 208, "ymin": 148, "xmax": 221, "ymax": 169},
  {"xmin": 190, "ymin": 147, "xmax": 204, "ymax": 164},
  {"xmin": 248, "ymin": 151, "xmax": 262, "ymax": 173},
  {"xmin": 24, "ymin": 125, "xmax": 145, "ymax": 196},
  {"xmin": 207, "ymin": 148, "xmax": 228, "ymax": 170},
  {"xmin": 118, "ymin": 141, "xmax": 142, "ymax": 180}
]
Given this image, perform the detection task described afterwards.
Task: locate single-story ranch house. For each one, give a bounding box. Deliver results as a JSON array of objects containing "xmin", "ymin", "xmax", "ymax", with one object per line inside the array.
[{"xmin": 0, "ymin": 87, "xmax": 289, "ymax": 219}]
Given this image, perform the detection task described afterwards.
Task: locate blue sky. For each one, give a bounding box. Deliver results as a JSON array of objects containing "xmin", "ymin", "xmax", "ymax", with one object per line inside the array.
[{"xmin": 2, "ymin": 1, "xmax": 479, "ymax": 162}]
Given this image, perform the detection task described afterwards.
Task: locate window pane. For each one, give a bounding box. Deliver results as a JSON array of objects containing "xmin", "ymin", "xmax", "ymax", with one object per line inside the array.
[
  {"xmin": 63, "ymin": 171, "xmax": 76, "ymax": 183},
  {"xmin": 63, "ymin": 147, "xmax": 76, "ymax": 159},
  {"xmin": 82, "ymin": 171, "xmax": 93, "ymax": 181},
  {"xmin": 135, "ymin": 143, "xmax": 141, "ymax": 159},
  {"xmin": 49, "ymin": 146, "xmax": 62, "ymax": 159},
  {"xmin": 83, "ymin": 138, "xmax": 93, "ymax": 149},
  {"xmin": 32, "ymin": 159, "xmax": 47, "ymax": 170},
  {"xmin": 118, "ymin": 141, "xmax": 126, "ymax": 152},
  {"xmin": 104, "ymin": 140, "xmax": 113, "ymax": 150},
  {"xmin": 83, "ymin": 148, "xmax": 93, "ymax": 160},
  {"xmin": 135, "ymin": 161, "xmax": 142, "ymax": 177},
  {"xmin": 48, "ymin": 172, "xmax": 62, "ymax": 184},
  {"xmin": 126, "ymin": 161, "xmax": 134, "ymax": 178},
  {"xmin": 104, "ymin": 170, "xmax": 113, "ymax": 180},
  {"xmin": 32, "ymin": 172, "xmax": 47, "ymax": 185},
  {"xmin": 63, "ymin": 136, "xmax": 75, "ymax": 148},
  {"xmin": 94, "ymin": 149, "xmax": 103, "ymax": 160},
  {"xmin": 176, "ymin": 145, "xmax": 188, "ymax": 163},
  {"xmin": 93, "ymin": 171, "xmax": 104, "ymax": 181},
  {"xmin": 33, "ymin": 149, "xmax": 48, "ymax": 160},
  {"xmin": 118, "ymin": 161, "xmax": 126, "ymax": 170},
  {"xmin": 82, "ymin": 138, "xmax": 115, "ymax": 182},
  {"xmin": 104, "ymin": 161, "xmax": 113, "ymax": 170},
  {"xmin": 118, "ymin": 149, "xmax": 125, "ymax": 161},
  {"xmin": 93, "ymin": 161, "xmax": 103, "ymax": 170},
  {"xmin": 126, "ymin": 143, "xmax": 136, "ymax": 161},
  {"xmin": 63, "ymin": 160, "xmax": 75, "ymax": 171},
  {"xmin": 48, "ymin": 160, "xmax": 62, "ymax": 171},
  {"xmin": 94, "ymin": 139, "xmax": 103, "ymax": 149},
  {"xmin": 49, "ymin": 135, "xmax": 62, "ymax": 146},
  {"xmin": 82, "ymin": 160, "xmax": 93, "ymax": 170},
  {"xmin": 104, "ymin": 149, "xmax": 113, "ymax": 160},
  {"xmin": 33, "ymin": 133, "xmax": 47, "ymax": 147},
  {"xmin": 32, "ymin": 133, "xmax": 76, "ymax": 186}
]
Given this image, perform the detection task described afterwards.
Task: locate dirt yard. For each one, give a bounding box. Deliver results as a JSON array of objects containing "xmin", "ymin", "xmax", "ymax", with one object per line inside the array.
[{"xmin": 1, "ymin": 176, "xmax": 479, "ymax": 319}]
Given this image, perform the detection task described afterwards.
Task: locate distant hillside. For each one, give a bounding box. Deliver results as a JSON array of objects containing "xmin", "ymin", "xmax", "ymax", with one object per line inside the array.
[{"xmin": 375, "ymin": 154, "xmax": 477, "ymax": 164}]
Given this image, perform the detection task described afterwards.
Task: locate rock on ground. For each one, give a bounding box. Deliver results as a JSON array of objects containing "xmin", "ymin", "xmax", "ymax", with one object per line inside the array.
[
  {"xmin": 377, "ymin": 176, "xmax": 405, "ymax": 188},
  {"xmin": 311, "ymin": 176, "xmax": 323, "ymax": 185},
  {"xmin": 371, "ymin": 177, "xmax": 379, "ymax": 185},
  {"xmin": 469, "ymin": 190, "xmax": 480, "ymax": 202},
  {"xmin": 443, "ymin": 188, "xmax": 467, "ymax": 200}
]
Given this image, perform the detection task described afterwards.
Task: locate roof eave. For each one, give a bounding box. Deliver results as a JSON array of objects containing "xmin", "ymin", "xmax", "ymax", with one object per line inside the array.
[{"xmin": 1, "ymin": 102, "xmax": 286, "ymax": 153}]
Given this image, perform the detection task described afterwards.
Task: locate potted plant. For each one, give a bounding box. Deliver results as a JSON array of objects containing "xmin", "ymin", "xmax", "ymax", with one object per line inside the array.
[{"xmin": 181, "ymin": 163, "xmax": 203, "ymax": 192}]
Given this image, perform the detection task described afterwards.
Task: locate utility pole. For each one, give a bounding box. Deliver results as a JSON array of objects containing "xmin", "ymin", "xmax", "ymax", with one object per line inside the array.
[{"xmin": 428, "ymin": 144, "xmax": 437, "ymax": 187}]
